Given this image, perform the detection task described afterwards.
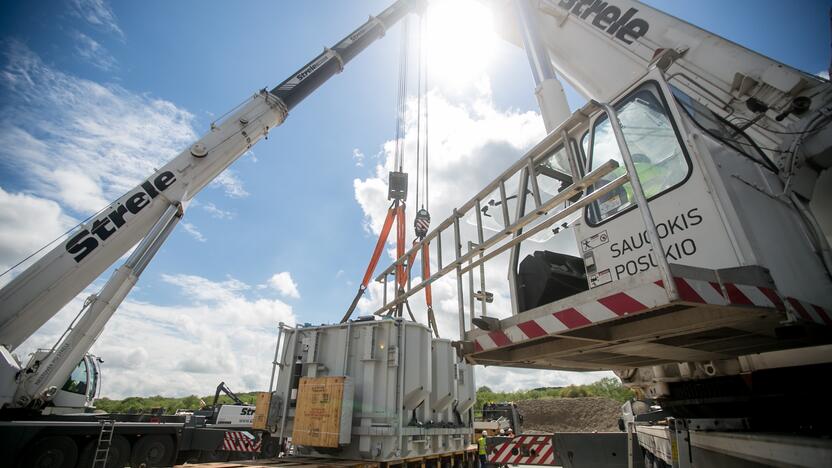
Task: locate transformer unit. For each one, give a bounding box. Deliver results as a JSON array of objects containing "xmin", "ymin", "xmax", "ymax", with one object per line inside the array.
[{"xmin": 267, "ymin": 318, "xmax": 475, "ymax": 461}]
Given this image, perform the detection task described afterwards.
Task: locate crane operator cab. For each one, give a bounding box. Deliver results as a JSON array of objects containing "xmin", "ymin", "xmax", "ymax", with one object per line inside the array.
[
  {"xmin": 515, "ymin": 79, "xmax": 699, "ymax": 310},
  {"xmin": 460, "ymin": 65, "xmax": 832, "ymax": 411},
  {"xmin": 508, "ymin": 71, "xmax": 832, "ymax": 316},
  {"xmin": 22, "ymin": 352, "xmax": 101, "ymax": 412}
]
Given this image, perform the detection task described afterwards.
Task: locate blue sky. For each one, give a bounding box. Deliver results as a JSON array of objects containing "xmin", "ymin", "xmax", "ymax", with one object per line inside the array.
[{"xmin": 1, "ymin": 0, "xmax": 829, "ymax": 398}]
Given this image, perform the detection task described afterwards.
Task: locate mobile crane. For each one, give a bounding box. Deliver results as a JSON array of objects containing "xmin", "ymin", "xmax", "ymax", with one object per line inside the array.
[
  {"xmin": 0, "ymin": 1, "xmax": 421, "ymax": 467},
  {"xmin": 356, "ymin": 0, "xmax": 832, "ymax": 466},
  {"xmin": 4, "ymin": 0, "xmax": 832, "ymax": 467}
]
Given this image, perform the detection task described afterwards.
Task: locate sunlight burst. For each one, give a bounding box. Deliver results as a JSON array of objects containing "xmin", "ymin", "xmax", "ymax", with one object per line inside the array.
[{"xmin": 425, "ymin": 0, "xmax": 497, "ymax": 91}]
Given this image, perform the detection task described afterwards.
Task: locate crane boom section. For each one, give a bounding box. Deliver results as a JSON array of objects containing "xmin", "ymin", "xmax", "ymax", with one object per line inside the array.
[
  {"xmin": 491, "ymin": 0, "xmax": 829, "ymax": 166},
  {"xmin": 272, "ymin": 0, "xmax": 416, "ymax": 110},
  {"xmin": 0, "ymin": 92, "xmax": 285, "ymax": 352},
  {"xmin": 0, "ymin": 0, "xmax": 420, "ymax": 353}
]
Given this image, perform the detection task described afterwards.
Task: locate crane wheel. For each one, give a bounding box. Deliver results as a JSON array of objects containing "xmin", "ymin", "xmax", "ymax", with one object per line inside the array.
[
  {"xmin": 260, "ymin": 435, "xmax": 280, "ymax": 459},
  {"xmin": 198, "ymin": 449, "xmax": 230, "ymax": 462},
  {"xmin": 21, "ymin": 436, "xmax": 78, "ymax": 468},
  {"xmin": 130, "ymin": 435, "xmax": 174, "ymax": 468},
  {"xmin": 78, "ymin": 435, "xmax": 130, "ymax": 468}
]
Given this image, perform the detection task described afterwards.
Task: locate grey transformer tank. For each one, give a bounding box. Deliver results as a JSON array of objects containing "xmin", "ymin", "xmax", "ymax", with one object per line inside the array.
[{"xmin": 267, "ymin": 318, "xmax": 475, "ymax": 461}]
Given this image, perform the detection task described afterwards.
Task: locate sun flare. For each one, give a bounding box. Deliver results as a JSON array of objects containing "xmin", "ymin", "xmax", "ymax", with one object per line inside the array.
[{"xmin": 425, "ymin": 0, "xmax": 497, "ymax": 91}]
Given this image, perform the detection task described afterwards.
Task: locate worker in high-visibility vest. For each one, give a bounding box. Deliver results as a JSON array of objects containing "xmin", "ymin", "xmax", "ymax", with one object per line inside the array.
[
  {"xmin": 478, "ymin": 430, "xmax": 488, "ymax": 468},
  {"xmin": 597, "ymin": 153, "xmax": 670, "ymax": 219},
  {"xmin": 624, "ymin": 153, "xmax": 667, "ymax": 200}
]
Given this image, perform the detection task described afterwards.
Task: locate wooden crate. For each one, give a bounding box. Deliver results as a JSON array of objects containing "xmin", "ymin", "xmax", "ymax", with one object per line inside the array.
[
  {"xmin": 252, "ymin": 391, "xmax": 272, "ymax": 430},
  {"xmin": 292, "ymin": 376, "xmax": 353, "ymax": 448}
]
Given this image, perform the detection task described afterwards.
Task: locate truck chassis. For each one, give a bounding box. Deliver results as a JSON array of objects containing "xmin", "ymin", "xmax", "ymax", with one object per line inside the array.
[{"xmin": 0, "ymin": 412, "xmax": 261, "ymax": 467}]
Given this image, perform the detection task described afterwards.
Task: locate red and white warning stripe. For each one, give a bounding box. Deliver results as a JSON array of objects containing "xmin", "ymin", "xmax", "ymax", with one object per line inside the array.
[
  {"xmin": 472, "ymin": 274, "xmax": 804, "ymax": 354},
  {"xmin": 786, "ymin": 297, "xmax": 832, "ymax": 326},
  {"xmin": 221, "ymin": 431, "xmax": 262, "ymax": 452},
  {"xmin": 489, "ymin": 435, "xmax": 556, "ymax": 465},
  {"xmin": 474, "ymin": 280, "xmax": 667, "ymax": 353}
]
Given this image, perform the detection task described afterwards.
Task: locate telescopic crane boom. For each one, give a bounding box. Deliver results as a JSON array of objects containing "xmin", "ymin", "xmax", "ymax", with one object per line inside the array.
[
  {"xmin": 0, "ymin": 0, "xmax": 422, "ymax": 410},
  {"xmin": 491, "ymin": 0, "xmax": 831, "ymax": 180}
]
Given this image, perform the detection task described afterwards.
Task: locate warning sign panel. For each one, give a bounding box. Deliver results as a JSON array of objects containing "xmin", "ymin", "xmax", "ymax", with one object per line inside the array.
[
  {"xmin": 581, "ymin": 230, "xmax": 609, "ymax": 253},
  {"xmin": 588, "ymin": 269, "xmax": 612, "ymax": 288}
]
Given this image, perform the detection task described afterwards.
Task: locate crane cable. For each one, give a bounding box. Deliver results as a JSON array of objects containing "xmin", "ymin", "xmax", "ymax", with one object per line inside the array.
[
  {"xmin": 343, "ymin": 14, "xmax": 436, "ymax": 334},
  {"xmin": 413, "ymin": 13, "xmax": 438, "ymax": 337},
  {"xmin": 414, "ymin": 15, "xmax": 424, "ymax": 212},
  {"xmin": 393, "ymin": 19, "xmax": 409, "ymax": 173},
  {"xmin": 342, "ymin": 17, "xmax": 414, "ymax": 323},
  {"xmin": 424, "ymin": 11, "xmax": 429, "ymax": 214},
  {"xmin": 414, "ymin": 13, "xmax": 431, "ymax": 240}
]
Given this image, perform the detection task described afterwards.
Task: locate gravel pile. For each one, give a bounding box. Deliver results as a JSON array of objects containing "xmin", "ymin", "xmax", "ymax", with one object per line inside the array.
[{"xmin": 516, "ymin": 397, "xmax": 622, "ymax": 433}]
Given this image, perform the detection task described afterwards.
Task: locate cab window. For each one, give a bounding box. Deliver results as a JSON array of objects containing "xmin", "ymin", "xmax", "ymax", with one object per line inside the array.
[
  {"xmin": 62, "ymin": 359, "xmax": 89, "ymax": 395},
  {"xmin": 586, "ymin": 82, "xmax": 690, "ymax": 225},
  {"xmin": 536, "ymin": 144, "xmax": 573, "ymax": 195}
]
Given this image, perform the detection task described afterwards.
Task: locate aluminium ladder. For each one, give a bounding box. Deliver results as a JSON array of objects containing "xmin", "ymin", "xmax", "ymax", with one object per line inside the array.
[{"xmin": 92, "ymin": 419, "xmax": 115, "ymax": 468}]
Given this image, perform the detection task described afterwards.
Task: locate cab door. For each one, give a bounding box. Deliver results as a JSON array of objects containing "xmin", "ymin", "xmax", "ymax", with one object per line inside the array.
[{"xmin": 573, "ymin": 70, "xmax": 740, "ymax": 287}]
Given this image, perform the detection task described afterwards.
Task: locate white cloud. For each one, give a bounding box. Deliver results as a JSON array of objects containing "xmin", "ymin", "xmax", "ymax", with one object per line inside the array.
[
  {"xmin": 198, "ymin": 201, "xmax": 235, "ymax": 220},
  {"xmin": 268, "ymin": 272, "xmax": 300, "ymax": 299},
  {"xmin": 181, "ymin": 222, "xmax": 207, "ymax": 242},
  {"xmin": 71, "ymin": 31, "xmax": 117, "ymax": 71},
  {"xmin": 50, "ymin": 167, "xmax": 109, "ymax": 213},
  {"xmin": 96, "ymin": 346, "xmax": 148, "ymax": 369},
  {"xmin": 0, "ymin": 187, "xmax": 77, "ymax": 286},
  {"xmin": 0, "ymin": 41, "xmax": 197, "ymax": 213},
  {"xmin": 477, "ymin": 367, "xmax": 612, "ymax": 391},
  {"xmin": 177, "ymin": 357, "xmax": 217, "ymax": 374},
  {"xmin": 352, "ymin": 77, "xmax": 613, "ymax": 390},
  {"xmin": 0, "ymin": 41, "xmax": 246, "ymax": 216},
  {"xmin": 352, "ymin": 148, "xmax": 365, "ymax": 167},
  {"xmin": 0, "ymin": 44, "xmax": 276, "ymax": 398},
  {"xmin": 818, "ymin": 70, "xmax": 830, "ymax": 80},
  {"xmin": 69, "ymin": 0, "xmax": 124, "ymax": 38},
  {"xmin": 16, "ymin": 272, "xmax": 297, "ymax": 398},
  {"xmin": 212, "ymin": 170, "xmax": 249, "ymax": 198},
  {"xmin": 354, "ymin": 78, "xmax": 545, "ymax": 235},
  {"xmin": 162, "ymin": 273, "xmax": 249, "ymax": 304}
]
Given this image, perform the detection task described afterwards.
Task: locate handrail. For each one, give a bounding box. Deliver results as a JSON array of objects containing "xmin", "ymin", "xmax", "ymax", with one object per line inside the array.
[
  {"xmin": 372, "ymin": 160, "xmax": 623, "ymax": 320},
  {"xmin": 374, "ymin": 129, "xmax": 575, "ymax": 281},
  {"xmin": 368, "ymin": 96, "xmax": 682, "ymax": 339}
]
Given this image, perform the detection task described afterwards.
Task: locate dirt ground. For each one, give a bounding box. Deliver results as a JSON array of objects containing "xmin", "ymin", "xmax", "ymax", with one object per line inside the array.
[{"xmin": 516, "ymin": 397, "xmax": 622, "ymax": 433}]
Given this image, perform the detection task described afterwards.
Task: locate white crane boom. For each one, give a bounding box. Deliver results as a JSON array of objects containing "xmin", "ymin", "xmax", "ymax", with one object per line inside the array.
[
  {"xmin": 0, "ymin": 0, "xmax": 421, "ymax": 409},
  {"xmin": 491, "ymin": 0, "xmax": 830, "ymax": 173},
  {"xmin": 0, "ymin": 90, "xmax": 285, "ymax": 353}
]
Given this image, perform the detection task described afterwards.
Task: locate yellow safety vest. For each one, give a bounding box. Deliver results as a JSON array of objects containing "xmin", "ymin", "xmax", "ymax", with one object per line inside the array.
[
  {"xmin": 623, "ymin": 162, "xmax": 665, "ymax": 200},
  {"xmin": 478, "ymin": 436, "xmax": 487, "ymax": 455}
]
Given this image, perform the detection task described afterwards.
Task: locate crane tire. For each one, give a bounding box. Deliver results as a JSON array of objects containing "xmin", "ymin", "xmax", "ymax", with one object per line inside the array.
[
  {"xmin": 21, "ymin": 435, "xmax": 78, "ymax": 468},
  {"xmin": 130, "ymin": 434, "xmax": 174, "ymax": 468},
  {"xmin": 78, "ymin": 435, "xmax": 130, "ymax": 468},
  {"xmin": 199, "ymin": 449, "xmax": 230, "ymax": 462},
  {"xmin": 260, "ymin": 435, "xmax": 280, "ymax": 459}
]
